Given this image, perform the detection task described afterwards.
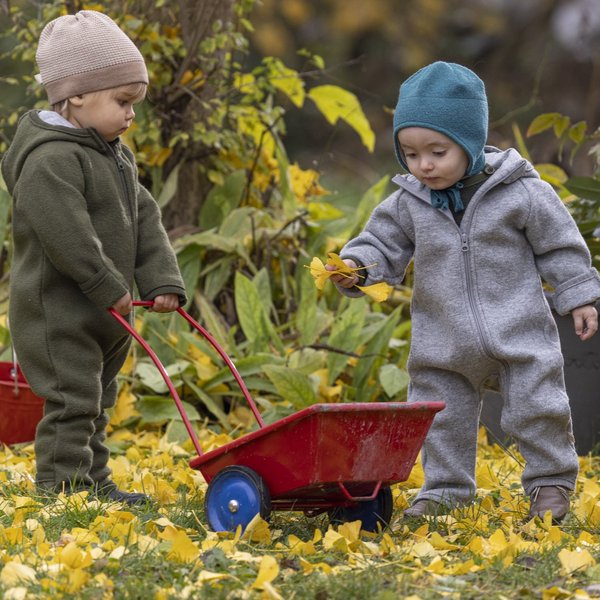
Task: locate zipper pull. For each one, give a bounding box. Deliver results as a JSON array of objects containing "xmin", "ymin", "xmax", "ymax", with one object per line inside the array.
[{"xmin": 461, "ymin": 233, "xmax": 469, "ymax": 251}]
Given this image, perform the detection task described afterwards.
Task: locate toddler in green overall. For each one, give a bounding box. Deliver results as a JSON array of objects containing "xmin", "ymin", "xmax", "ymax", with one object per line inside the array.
[{"xmin": 1, "ymin": 11, "xmax": 187, "ymax": 504}]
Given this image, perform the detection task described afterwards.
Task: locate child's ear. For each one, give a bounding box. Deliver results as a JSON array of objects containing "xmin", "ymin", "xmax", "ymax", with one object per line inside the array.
[{"xmin": 68, "ymin": 95, "xmax": 85, "ymax": 107}]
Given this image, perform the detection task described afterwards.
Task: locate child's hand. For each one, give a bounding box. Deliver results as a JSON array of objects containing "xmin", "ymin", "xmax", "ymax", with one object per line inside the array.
[
  {"xmin": 326, "ymin": 259, "xmax": 360, "ymax": 288},
  {"xmin": 150, "ymin": 293, "xmax": 180, "ymax": 313},
  {"xmin": 572, "ymin": 304, "xmax": 598, "ymax": 340},
  {"xmin": 112, "ymin": 292, "xmax": 132, "ymax": 315}
]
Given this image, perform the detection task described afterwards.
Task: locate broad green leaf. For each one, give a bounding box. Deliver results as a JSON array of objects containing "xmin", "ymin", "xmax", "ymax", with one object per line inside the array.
[
  {"xmin": 565, "ymin": 176, "xmax": 600, "ymax": 202},
  {"xmin": 553, "ymin": 114, "xmax": 570, "ymax": 138},
  {"xmin": 183, "ymin": 376, "xmax": 230, "ymax": 430},
  {"xmin": 327, "ymin": 298, "xmax": 367, "ymax": 385},
  {"xmin": 308, "ymin": 85, "xmax": 375, "ymax": 152},
  {"xmin": 353, "ymin": 308, "xmax": 401, "ymax": 396},
  {"xmin": 176, "ymin": 244, "xmax": 202, "ymax": 309},
  {"xmin": 202, "ymin": 353, "xmax": 285, "ymax": 388},
  {"xmin": 135, "ymin": 360, "xmax": 193, "ymax": 394},
  {"xmin": 348, "ymin": 175, "xmax": 389, "ymax": 238},
  {"xmin": 234, "ymin": 272, "xmax": 284, "ymax": 354},
  {"xmin": 379, "ymin": 363, "xmax": 410, "ymax": 398},
  {"xmin": 296, "ymin": 269, "xmax": 319, "ymax": 345},
  {"xmin": 307, "ymin": 201, "xmax": 344, "ymax": 221},
  {"xmin": 526, "ymin": 113, "xmax": 561, "ymax": 137},
  {"xmin": 263, "ymin": 365, "xmax": 316, "ymax": 409},
  {"xmin": 568, "ymin": 121, "xmax": 587, "ymax": 144},
  {"xmin": 201, "ymin": 257, "xmax": 235, "ymax": 302},
  {"xmin": 287, "ymin": 348, "xmax": 326, "ymax": 375},
  {"xmin": 199, "ymin": 169, "xmax": 246, "ymax": 230},
  {"xmin": 156, "ymin": 162, "xmax": 181, "ymax": 208},
  {"xmin": 535, "ymin": 163, "xmax": 568, "ymax": 188},
  {"xmin": 195, "ymin": 292, "xmax": 231, "ymax": 352},
  {"xmin": 253, "ymin": 268, "xmax": 273, "ymax": 319},
  {"xmin": 235, "ymin": 271, "xmax": 269, "ymax": 352},
  {"xmin": 535, "ymin": 163, "xmax": 567, "ymax": 183},
  {"xmin": 137, "ymin": 395, "xmax": 200, "ymax": 424}
]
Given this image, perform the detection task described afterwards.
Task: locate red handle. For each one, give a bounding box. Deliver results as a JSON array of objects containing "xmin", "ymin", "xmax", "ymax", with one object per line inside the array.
[{"xmin": 109, "ymin": 301, "xmax": 265, "ymax": 457}]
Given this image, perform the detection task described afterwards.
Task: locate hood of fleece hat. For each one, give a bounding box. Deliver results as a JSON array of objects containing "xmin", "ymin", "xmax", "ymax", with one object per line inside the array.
[
  {"xmin": 36, "ymin": 10, "xmax": 148, "ymax": 104},
  {"xmin": 393, "ymin": 62, "xmax": 488, "ymax": 176}
]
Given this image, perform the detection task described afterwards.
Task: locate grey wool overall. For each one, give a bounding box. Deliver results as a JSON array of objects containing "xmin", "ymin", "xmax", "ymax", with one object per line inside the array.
[
  {"xmin": 1, "ymin": 110, "xmax": 186, "ymax": 491},
  {"xmin": 339, "ymin": 147, "xmax": 600, "ymax": 505}
]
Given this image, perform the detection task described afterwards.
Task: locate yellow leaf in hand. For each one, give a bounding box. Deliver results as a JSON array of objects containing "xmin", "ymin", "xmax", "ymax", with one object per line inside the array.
[
  {"xmin": 325, "ymin": 252, "xmax": 351, "ymax": 272},
  {"xmin": 357, "ymin": 282, "xmax": 393, "ymax": 302},
  {"xmin": 308, "ymin": 257, "xmax": 331, "ymax": 290}
]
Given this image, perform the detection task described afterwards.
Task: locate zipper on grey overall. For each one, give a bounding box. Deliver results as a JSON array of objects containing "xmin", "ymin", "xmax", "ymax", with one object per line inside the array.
[{"xmin": 456, "ymin": 164, "xmax": 523, "ymax": 402}]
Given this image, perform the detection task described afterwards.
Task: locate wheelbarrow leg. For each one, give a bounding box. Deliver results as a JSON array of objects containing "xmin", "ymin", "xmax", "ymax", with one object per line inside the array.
[
  {"xmin": 328, "ymin": 486, "xmax": 393, "ymax": 532},
  {"xmin": 204, "ymin": 466, "xmax": 271, "ymax": 533}
]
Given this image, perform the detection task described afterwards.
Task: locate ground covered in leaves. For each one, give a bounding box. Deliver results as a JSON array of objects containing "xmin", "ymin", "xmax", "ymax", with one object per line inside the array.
[{"xmin": 0, "ymin": 427, "xmax": 599, "ymax": 599}]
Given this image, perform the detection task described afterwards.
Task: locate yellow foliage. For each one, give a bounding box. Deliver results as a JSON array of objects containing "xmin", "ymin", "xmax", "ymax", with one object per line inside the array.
[{"xmin": 307, "ymin": 252, "xmax": 393, "ymax": 301}]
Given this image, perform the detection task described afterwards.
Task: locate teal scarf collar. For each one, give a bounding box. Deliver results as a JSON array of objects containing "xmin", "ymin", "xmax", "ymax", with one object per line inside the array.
[
  {"xmin": 431, "ymin": 182, "xmax": 465, "ymax": 212},
  {"xmin": 429, "ymin": 169, "xmax": 492, "ymax": 213}
]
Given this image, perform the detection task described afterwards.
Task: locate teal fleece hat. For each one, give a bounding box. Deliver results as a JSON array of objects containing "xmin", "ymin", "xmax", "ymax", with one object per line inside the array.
[{"xmin": 393, "ymin": 62, "xmax": 488, "ymax": 176}]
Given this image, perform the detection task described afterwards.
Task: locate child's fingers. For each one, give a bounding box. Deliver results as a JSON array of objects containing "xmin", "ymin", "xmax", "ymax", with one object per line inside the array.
[{"xmin": 573, "ymin": 306, "xmax": 598, "ymax": 340}]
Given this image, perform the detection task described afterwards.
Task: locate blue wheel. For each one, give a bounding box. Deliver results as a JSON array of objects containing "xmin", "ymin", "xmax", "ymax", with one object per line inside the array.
[
  {"xmin": 204, "ymin": 466, "xmax": 271, "ymax": 533},
  {"xmin": 328, "ymin": 487, "xmax": 393, "ymax": 532}
]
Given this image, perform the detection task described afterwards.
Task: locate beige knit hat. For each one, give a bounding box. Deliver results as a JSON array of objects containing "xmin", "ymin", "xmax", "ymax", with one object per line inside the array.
[{"xmin": 36, "ymin": 10, "xmax": 149, "ymax": 104}]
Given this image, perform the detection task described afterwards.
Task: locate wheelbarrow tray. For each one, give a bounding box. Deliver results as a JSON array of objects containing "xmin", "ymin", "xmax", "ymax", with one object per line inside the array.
[
  {"xmin": 0, "ymin": 362, "xmax": 45, "ymax": 445},
  {"xmin": 189, "ymin": 401, "xmax": 444, "ymax": 506}
]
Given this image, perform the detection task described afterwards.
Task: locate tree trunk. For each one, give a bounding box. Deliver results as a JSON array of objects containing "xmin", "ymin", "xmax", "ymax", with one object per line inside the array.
[{"xmin": 162, "ymin": 0, "xmax": 236, "ymax": 231}]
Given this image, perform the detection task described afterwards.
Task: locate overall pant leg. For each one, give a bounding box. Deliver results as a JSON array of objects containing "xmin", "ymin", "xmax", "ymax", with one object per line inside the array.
[
  {"xmin": 499, "ymin": 351, "xmax": 579, "ymax": 495},
  {"xmin": 89, "ymin": 337, "xmax": 131, "ymax": 486},
  {"xmin": 33, "ymin": 332, "xmax": 106, "ymax": 490},
  {"xmin": 408, "ymin": 366, "xmax": 483, "ymax": 505}
]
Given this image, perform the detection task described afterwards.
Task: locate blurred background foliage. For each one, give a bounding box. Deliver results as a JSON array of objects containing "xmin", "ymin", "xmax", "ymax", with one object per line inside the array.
[{"xmin": 0, "ymin": 0, "xmax": 598, "ymax": 441}]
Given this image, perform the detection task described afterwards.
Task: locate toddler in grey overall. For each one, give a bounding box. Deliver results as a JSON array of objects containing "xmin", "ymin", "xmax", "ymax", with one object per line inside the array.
[{"xmin": 330, "ymin": 62, "xmax": 600, "ymax": 522}]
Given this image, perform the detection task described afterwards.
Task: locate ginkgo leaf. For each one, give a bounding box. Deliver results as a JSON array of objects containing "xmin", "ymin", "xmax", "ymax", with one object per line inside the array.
[
  {"xmin": 167, "ymin": 530, "xmax": 200, "ymax": 563},
  {"xmin": 307, "ymin": 253, "xmax": 391, "ymax": 301},
  {"xmin": 356, "ymin": 281, "xmax": 393, "ymax": 302},
  {"xmin": 251, "ymin": 555, "xmax": 279, "ymax": 589},
  {"xmin": 558, "ymin": 547, "xmax": 596, "ymax": 574},
  {"xmin": 308, "ymin": 85, "xmax": 375, "ymax": 152},
  {"xmin": 0, "ymin": 562, "xmax": 37, "ymax": 586}
]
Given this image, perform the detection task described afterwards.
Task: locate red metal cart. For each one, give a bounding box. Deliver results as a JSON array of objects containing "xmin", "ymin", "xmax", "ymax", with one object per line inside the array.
[{"xmin": 111, "ymin": 302, "xmax": 444, "ymax": 533}]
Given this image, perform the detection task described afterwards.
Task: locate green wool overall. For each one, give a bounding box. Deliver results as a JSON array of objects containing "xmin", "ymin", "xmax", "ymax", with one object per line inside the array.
[{"xmin": 1, "ymin": 110, "xmax": 186, "ymax": 491}]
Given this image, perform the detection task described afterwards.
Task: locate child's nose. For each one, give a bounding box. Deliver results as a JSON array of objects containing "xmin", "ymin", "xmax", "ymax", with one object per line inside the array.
[{"xmin": 420, "ymin": 157, "xmax": 433, "ymax": 171}]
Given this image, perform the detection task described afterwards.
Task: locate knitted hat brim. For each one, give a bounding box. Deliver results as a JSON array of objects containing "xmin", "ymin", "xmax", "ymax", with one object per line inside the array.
[
  {"xmin": 393, "ymin": 96, "xmax": 488, "ymax": 176},
  {"xmin": 44, "ymin": 61, "xmax": 149, "ymax": 105}
]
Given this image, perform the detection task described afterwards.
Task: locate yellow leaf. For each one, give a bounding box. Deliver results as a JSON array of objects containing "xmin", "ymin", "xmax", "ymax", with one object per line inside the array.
[
  {"xmin": 251, "ymin": 555, "xmax": 279, "ymax": 589},
  {"xmin": 308, "ymin": 256, "xmax": 330, "ymax": 290},
  {"xmin": 0, "ymin": 562, "xmax": 37, "ymax": 586},
  {"xmin": 558, "ymin": 547, "xmax": 596, "ymax": 574},
  {"xmin": 269, "ymin": 64, "xmax": 305, "ymax": 108},
  {"xmin": 167, "ymin": 530, "xmax": 200, "ymax": 563},
  {"xmin": 308, "ymin": 85, "xmax": 375, "ymax": 152},
  {"xmin": 242, "ymin": 514, "xmax": 272, "ymax": 544},
  {"xmin": 356, "ymin": 281, "xmax": 393, "ymax": 302},
  {"xmin": 109, "ymin": 384, "xmax": 140, "ymax": 427}
]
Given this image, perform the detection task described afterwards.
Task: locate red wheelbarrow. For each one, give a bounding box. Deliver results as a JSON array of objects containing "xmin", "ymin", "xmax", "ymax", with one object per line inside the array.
[{"xmin": 111, "ymin": 302, "xmax": 444, "ymax": 533}]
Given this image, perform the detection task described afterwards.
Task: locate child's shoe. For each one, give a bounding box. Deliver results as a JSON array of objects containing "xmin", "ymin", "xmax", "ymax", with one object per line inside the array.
[
  {"xmin": 94, "ymin": 480, "xmax": 151, "ymax": 506},
  {"xmin": 403, "ymin": 499, "xmax": 443, "ymax": 518},
  {"xmin": 528, "ymin": 485, "xmax": 569, "ymax": 522}
]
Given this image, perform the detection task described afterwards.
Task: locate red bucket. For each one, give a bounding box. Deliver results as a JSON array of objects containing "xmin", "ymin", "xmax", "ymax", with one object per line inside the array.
[{"xmin": 0, "ymin": 362, "xmax": 44, "ymax": 445}]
